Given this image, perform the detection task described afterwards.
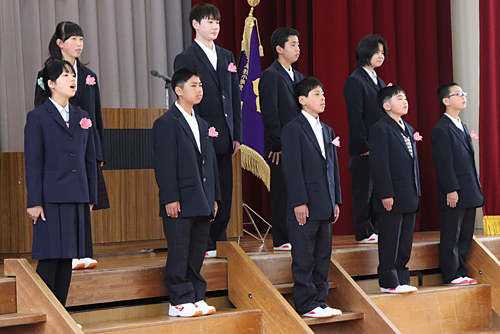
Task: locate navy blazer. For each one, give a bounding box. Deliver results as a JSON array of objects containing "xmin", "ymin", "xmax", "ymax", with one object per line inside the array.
[
  {"xmin": 431, "ymin": 115, "xmax": 483, "ymax": 210},
  {"xmin": 281, "ymin": 113, "xmax": 341, "ymax": 221},
  {"xmin": 259, "ymin": 60, "xmax": 305, "ymax": 157},
  {"xmin": 153, "ymin": 104, "xmax": 221, "ymax": 218},
  {"xmin": 174, "ymin": 42, "xmax": 242, "ymax": 155},
  {"xmin": 344, "ymin": 67, "xmax": 386, "ymax": 156},
  {"xmin": 24, "ymin": 99, "xmax": 98, "ymax": 207},
  {"xmin": 369, "ymin": 115, "xmax": 421, "ymax": 213},
  {"xmin": 35, "ymin": 65, "xmax": 105, "ymax": 162}
]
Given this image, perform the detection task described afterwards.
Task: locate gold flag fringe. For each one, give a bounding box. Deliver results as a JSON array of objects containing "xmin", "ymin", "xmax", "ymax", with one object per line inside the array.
[
  {"xmin": 240, "ymin": 144, "xmax": 270, "ymax": 191},
  {"xmin": 483, "ymin": 215, "xmax": 500, "ymax": 235},
  {"xmin": 241, "ymin": 7, "xmax": 264, "ymax": 58}
]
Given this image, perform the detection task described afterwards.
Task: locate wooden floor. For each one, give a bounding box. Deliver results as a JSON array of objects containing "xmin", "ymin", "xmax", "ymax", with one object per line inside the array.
[{"xmin": 0, "ymin": 229, "xmax": 495, "ymax": 277}]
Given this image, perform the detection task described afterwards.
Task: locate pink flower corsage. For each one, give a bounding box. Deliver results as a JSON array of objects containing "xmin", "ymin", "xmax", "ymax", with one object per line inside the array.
[
  {"xmin": 208, "ymin": 126, "xmax": 218, "ymax": 138},
  {"xmin": 470, "ymin": 130, "xmax": 479, "ymax": 139},
  {"xmin": 332, "ymin": 136, "xmax": 340, "ymax": 147},
  {"xmin": 413, "ymin": 132, "xmax": 423, "ymax": 141},
  {"xmin": 80, "ymin": 117, "xmax": 92, "ymax": 129},
  {"xmin": 387, "ymin": 83, "xmax": 393, "ymax": 87},
  {"xmin": 85, "ymin": 75, "xmax": 96, "ymax": 86},
  {"xmin": 227, "ymin": 62, "xmax": 237, "ymax": 73}
]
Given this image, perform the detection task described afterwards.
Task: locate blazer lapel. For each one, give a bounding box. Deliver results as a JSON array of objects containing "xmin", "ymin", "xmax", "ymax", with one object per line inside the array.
[
  {"xmin": 75, "ymin": 65, "xmax": 86, "ymax": 100},
  {"xmin": 197, "ymin": 115, "xmax": 208, "ymax": 155},
  {"xmin": 45, "ymin": 100, "xmax": 72, "ymax": 134},
  {"xmin": 216, "ymin": 46, "xmax": 227, "ymax": 89},
  {"xmin": 192, "ymin": 42, "xmax": 219, "ymax": 87},
  {"xmin": 387, "ymin": 117, "xmax": 412, "ymax": 158},
  {"xmin": 68, "ymin": 104, "xmax": 81, "ymax": 134},
  {"xmin": 462, "ymin": 123, "xmax": 474, "ymax": 153},
  {"xmin": 357, "ymin": 67, "xmax": 379, "ymax": 91},
  {"xmin": 173, "ymin": 106, "xmax": 200, "ymax": 154},
  {"xmin": 299, "ymin": 114, "xmax": 324, "ymax": 159},
  {"xmin": 445, "ymin": 116, "xmax": 471, "ymax": 153},
  {"xmin": 322, "ymin": 124, "xmax": 332, "ymax": 162},
  {"xmin": 274, "ymin": 61, "xmax": 294, "ymax": 95}
]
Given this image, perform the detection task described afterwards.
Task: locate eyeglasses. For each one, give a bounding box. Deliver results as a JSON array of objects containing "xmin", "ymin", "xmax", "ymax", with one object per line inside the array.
[{"xmin": 448, "ymin": 92, "xmax": 467, "ymax": 98}]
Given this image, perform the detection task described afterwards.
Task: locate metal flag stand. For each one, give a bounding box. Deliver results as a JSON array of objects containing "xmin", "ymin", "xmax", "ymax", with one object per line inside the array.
[{"xmin": 239, "ymin": 203, "xmax": 272, "ymax": 244}]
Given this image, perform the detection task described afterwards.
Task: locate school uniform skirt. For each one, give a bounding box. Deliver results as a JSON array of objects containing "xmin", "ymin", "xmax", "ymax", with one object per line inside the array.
[{"xmin": 31, "ymin": 203, "xmax": 93, "ymax": 260}]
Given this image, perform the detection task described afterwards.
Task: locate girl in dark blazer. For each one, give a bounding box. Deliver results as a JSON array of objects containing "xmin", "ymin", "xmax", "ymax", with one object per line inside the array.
[
  {"xmin": 34, "ymin": 21, "xmax": 107, "ymax": 269},
  {"xmin": 25, "ymin": 59, "xmax": 97, "ymax": 306}
]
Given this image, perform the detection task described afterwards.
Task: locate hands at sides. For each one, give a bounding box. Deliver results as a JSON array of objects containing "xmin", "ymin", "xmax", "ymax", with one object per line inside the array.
[
  {"xmin": 28, "ymin": 206, "xmax": 46, "ymax": 224},
  {"xmin": 447, "ymin": 191, "xmax": 459, "ymax": 208},
  {"xmin": 333, "ymin": 204, "xmax": 340, "ymax": 224},
  {"xmin": 360, "ymin": 151, "xmax": 369, "ymax": 156},
  {"xmin": 165, "ymin": 201, "xmax": 181, "ymax": 218},
  {"xmin": 382, "ymin": 197, "xmax": 394, "ymax": 211},
  {"xmin": 90, "ymin": 204, "xmax": 94, "ymax": 211},
  {"xmin": 294, "ymin": 204, "xmax": 309, "ymax": 226},
  {"xmin": 211, "ymin": 202, "xmax": 218, "ymax": 222},
  {"xmin": 268, "ymin": 151, "xmax": 281, "ymax": 165},
  {"xmin": 232, "ymin": 141, "xmax": 241, "ymax": 157}
]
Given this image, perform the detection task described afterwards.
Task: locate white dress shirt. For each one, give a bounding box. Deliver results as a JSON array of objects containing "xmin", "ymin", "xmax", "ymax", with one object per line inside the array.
[
  {"xmin": 73, "ymin": 61, "xmax": 78, "ymax": 90},
  {"xmin": 362, "ymin": 66, "xmax": 378, "ymax": 85},
  {"xmin": 302, "ymin": 110, "xmax": 325, "ymax": 158},
  {"xmin": 195, "ymin": 39, "xmax": 217, "ymax": 71},
  {"xmin": 49, "ymin": 97, "xmax": 70, "ymax": 127},
  {"xmin": 444, "ymin": 113, "xmax": 464, "ymax": 131},
  {"xmin": 176, "ymin": 102, "xmax": 201, "ymax": 152},
  {"xmin": 281, "ymin": 63, "xmax": 295, "ymax": 82}
]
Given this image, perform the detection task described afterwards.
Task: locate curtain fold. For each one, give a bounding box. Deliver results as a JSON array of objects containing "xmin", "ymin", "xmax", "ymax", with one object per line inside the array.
[
  {"xmin": 193, "ymin": 0, "xmax": 453, "ymax": 233},
  {"xmin": 0, "ymin": 0, "xmax": 190, "ymax": 152}
]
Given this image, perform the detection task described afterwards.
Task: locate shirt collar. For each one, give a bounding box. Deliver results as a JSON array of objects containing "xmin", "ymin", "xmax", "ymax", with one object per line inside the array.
[
  {"xmin": 195, "ymin": 39, "xmax": 216, "ymax": 55},
  {"xmin": 176, "ymin": 101, "xmax": 196, "ymax": 120},
  {"xmin": 302, "ymin": 110, "xmax": 321, "ymax": 128},
  {"xmin": 444, "ymin": 112, "xmax": 464, "ymax": 130},
  {"xmin": 281, "ymin": 63, "xmax": 294, "ymax": 80},
  {"xmin": 362, "ymin": 66, "xmax": 377, "ymax": 81},
  {"xmin": 49, "ymin": 97, "xmax": 68, "ymax": 112}
]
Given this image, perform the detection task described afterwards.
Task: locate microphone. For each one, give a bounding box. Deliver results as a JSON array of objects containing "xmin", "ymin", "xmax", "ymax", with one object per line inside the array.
[{"xmin": 150, "ymin": 70, "xmax": 172, "ymax": 83}]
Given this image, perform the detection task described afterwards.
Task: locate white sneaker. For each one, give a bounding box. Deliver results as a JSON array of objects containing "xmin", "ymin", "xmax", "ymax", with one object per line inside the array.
[
  {"xmin": 462, "ymin": 276, "xmax": 478, "ymax": 285},
  {"xmin": 359, "ymin": 234, "xmax": 378, "ymax": 244},
  {"xmin": 302, "ymin": 306, "xmax": 335, "ymax": 318},
  {"xmin": 195, "ymin": 300, "xmax": 216, "ymax": 315},
  {"xmin": 324, "ymin": 306, "xmax": 342, "ymax": 316},
  {"xmin": 445, "ymin": 277, "xmax": 474, "ymax": 286},
  {"xmin": 380, "ymin": 285, "xmax": 409, "ymax": 294},
  {"xmin": 402, "ymin": 285, "xmax": 418, "ymax": 293},
  {"xmin": 72, "ymin": 258, "xmax": 98, "ymax": 270},
  {"xmin": 205, "ymin": 250, "xmax": 217, "ymax": 258},
  {"xmin": 273, "ymin": 243, "xmax": 292, "ymax": 251},
  {"xmin": 169, "ymin": 303, "xmax": 202, "ymax": 317}
]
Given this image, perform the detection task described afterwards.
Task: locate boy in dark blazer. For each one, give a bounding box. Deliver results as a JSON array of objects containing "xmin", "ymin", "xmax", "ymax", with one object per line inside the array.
[
  {"xmin": 259, "ymin": 27, "xmax": 305, "ymax": 251},
  {"xmin": 370, "ymin": 86, "xmax": 421, "ymax": 293},
  {"xmin": 153, "ymin": 68, "xmax": 220, "ymax": 317},
  {"xmin": 174, "ymin": 3, "xmax": 241, "ymax": 258},
  {"xmin": 281, "ymin": 77, "xmax": 342, "ymax": 318},
  {"xmin": 344, "ymin": 35, "xmax": 388, "ymax": 243},
  {"xmin": 431, "ymin": 82, "xmax": 483, "ymax": 286}
]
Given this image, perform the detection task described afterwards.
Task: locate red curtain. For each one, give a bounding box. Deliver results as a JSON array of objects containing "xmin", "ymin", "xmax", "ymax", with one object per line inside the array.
[
  {"xmin": 479, "ymin": 1, "xmax": 500, "ymax": 230},
  {"xmin": 191, "ymin": 0, "xmax": 453, "ymax": 233}
]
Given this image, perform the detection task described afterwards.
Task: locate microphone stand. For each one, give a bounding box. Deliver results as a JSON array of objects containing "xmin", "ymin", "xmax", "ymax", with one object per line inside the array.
[{"xmin": 164, "ymin": 80, "xmax": 169, "ymax": 108}]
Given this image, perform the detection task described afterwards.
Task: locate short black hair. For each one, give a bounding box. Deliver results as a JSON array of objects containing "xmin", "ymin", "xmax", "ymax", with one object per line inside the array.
[
  {"xmin": 294, "ymin": 77, "xmax": 323, "ymax": 109},
  {"xmin": 189, "ymin": 3, "xmax": 221, "ymax": 34},
  {"xmin": 437, "ymin": 82, "xmax": 460, "ymax": 108},
  {"xmin": 171, "ymin": 68, "xmax": 200, "ymax": 97},
  {"xmin": 270, "ymin": 27, "xmax": 300, "ymax": 59},
  {"xmin": 377, "ymin": 85, "xmax": 406, "ymax": 112},
  {"xmin": 37, "ymin": 59, "xmax": 75, "ymax": 106},
  {"xmin": 355, "ymin": 34, "xmax": 387, "ymax": 67}
]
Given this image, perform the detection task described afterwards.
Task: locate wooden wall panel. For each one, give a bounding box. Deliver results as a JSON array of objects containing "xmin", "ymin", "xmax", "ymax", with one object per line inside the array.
[{"xmin": 102, "ymin": 108, "xmax": 165, "ymax": 129}]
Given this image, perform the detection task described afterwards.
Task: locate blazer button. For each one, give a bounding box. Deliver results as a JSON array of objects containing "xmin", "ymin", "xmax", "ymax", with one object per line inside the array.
[
  {"xmin": 222, "ymin": 95, "xmax": 225, "ymax": 99},
  {"xmin": 203, "ymin": 178, "xmax": 207, "ymax": 182},
  {"xmin": 69, "ymin": 137, "xmax": 74, "ymax": 141},
  {"xmin": 329, "ymin": 182, "xmax": 331, "ymax": 186},
  {"xmin": 202, "ymin": 160, "xmax": 205, "ymax": 164},
  {"xmin": 70, "ymin": 153, "xmax": 76, "ymax": 157},
  {"xmin": 72, "ymin": 169, "xmax": 77, "ymax": 173},
  {"xmin": 225, "ymin": 113, "xmax": 228, "ymax": 117}
]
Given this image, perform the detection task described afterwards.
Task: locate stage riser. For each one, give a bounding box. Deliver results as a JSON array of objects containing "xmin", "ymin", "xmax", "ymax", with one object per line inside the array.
[
  {"xmin": 0, "ymin": 278, "xmax": 16, "ymax": 315},
  {"xmin": 370, "ymin": 285, "xmax": 492, "ymax": 334}
]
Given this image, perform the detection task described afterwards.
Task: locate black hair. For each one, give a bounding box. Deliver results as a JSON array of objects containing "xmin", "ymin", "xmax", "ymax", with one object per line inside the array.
[
  {"xmin": 294, "ymin": 77, "xmax": 323, "ymax": 109},
  {"xmin": 355, "ymin": 34, "xmax": 387, "ymax": 67},
  {"xmin": 47, "ymin": 21, "xmax": 86, "ymax": 67},
  {"xmin": 172, "ymin": 68, "xmax": 200, "ymax": 97},
  {"xmin": 270, "ymin": 27, "xmax": 300, "ymax": 59},
  {"xmin": 36, "ymin": 59, "xmax": 76, "ymax": 106},
  {"xmin": 377, "ymin": 85, "xmax": 406, "ymax": 112},
  {"xmin": 189, "ymin": 3, "xmax": 221, "ymax": 34},
  {"xmin": 437, "ymin": 82, "xmax": 460, "ymax": 108}
]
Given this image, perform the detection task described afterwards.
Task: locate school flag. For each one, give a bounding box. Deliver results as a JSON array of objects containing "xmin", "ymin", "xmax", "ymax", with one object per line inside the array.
[{"xmin": 238, "ymin": 8, "xmax": 270, "ymax": 190}]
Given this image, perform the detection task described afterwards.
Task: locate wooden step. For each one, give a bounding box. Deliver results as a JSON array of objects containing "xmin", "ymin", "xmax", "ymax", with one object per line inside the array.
[
  {"xmin": 302, "ymin": 311, "xmax": 364, "ymax": 326},
  {"xmin": 274, "ymin": 281, "xmax": 338, "ymax": 294},
  {"xmin": 457, "ymin": 330, "xmax": 500, "ymax": 333},
  {"xmin": 0, "ymin": 312, "xmax": 46, "ymax": 327},
  {"xmin": 369, "ymin": 284, "xmax": 492, "ymax": 334},
  {"xmin": 0, "ymin": 277, "xmax": 16, "ymax": 315},
  {"xmin": 81, "ymin": 308, "xmax": 262, "ymax": 334}
]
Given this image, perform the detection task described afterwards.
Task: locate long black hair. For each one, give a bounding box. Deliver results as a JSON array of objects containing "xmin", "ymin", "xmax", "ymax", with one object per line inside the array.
[{"xmin": 46, "ymin": 21, "xmax": 87, "ymax": 67}]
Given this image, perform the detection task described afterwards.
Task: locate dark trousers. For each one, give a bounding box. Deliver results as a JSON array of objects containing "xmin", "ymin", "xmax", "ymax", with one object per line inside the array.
[
  {"xmin": 349, "ymin": 155, "xmax": 377, "ymax": 240},
  {"xmin": 439, "ymin": 208, "xmax": 476, "ymax": 283},
  {"xmin": 207, "ymin": 151, "xmax": 233, "ymax": 251},
  {"xmin": 36, "ymin": 258, "xmax": 73, "ymax": 306},
  {"xmin": 163, "ymin": 216, "xmax": 210, "ymax": 305},
  {"xmin": 270, "ymin": 161, "xmax": 289, "ymax": 247},
  {"xmin": 377, "ymin": 212, "xmax": 415, "ymax": 288},
  {"xmin": 288, "ymin": 218, "xmax": 332, "ymax": 314}
]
